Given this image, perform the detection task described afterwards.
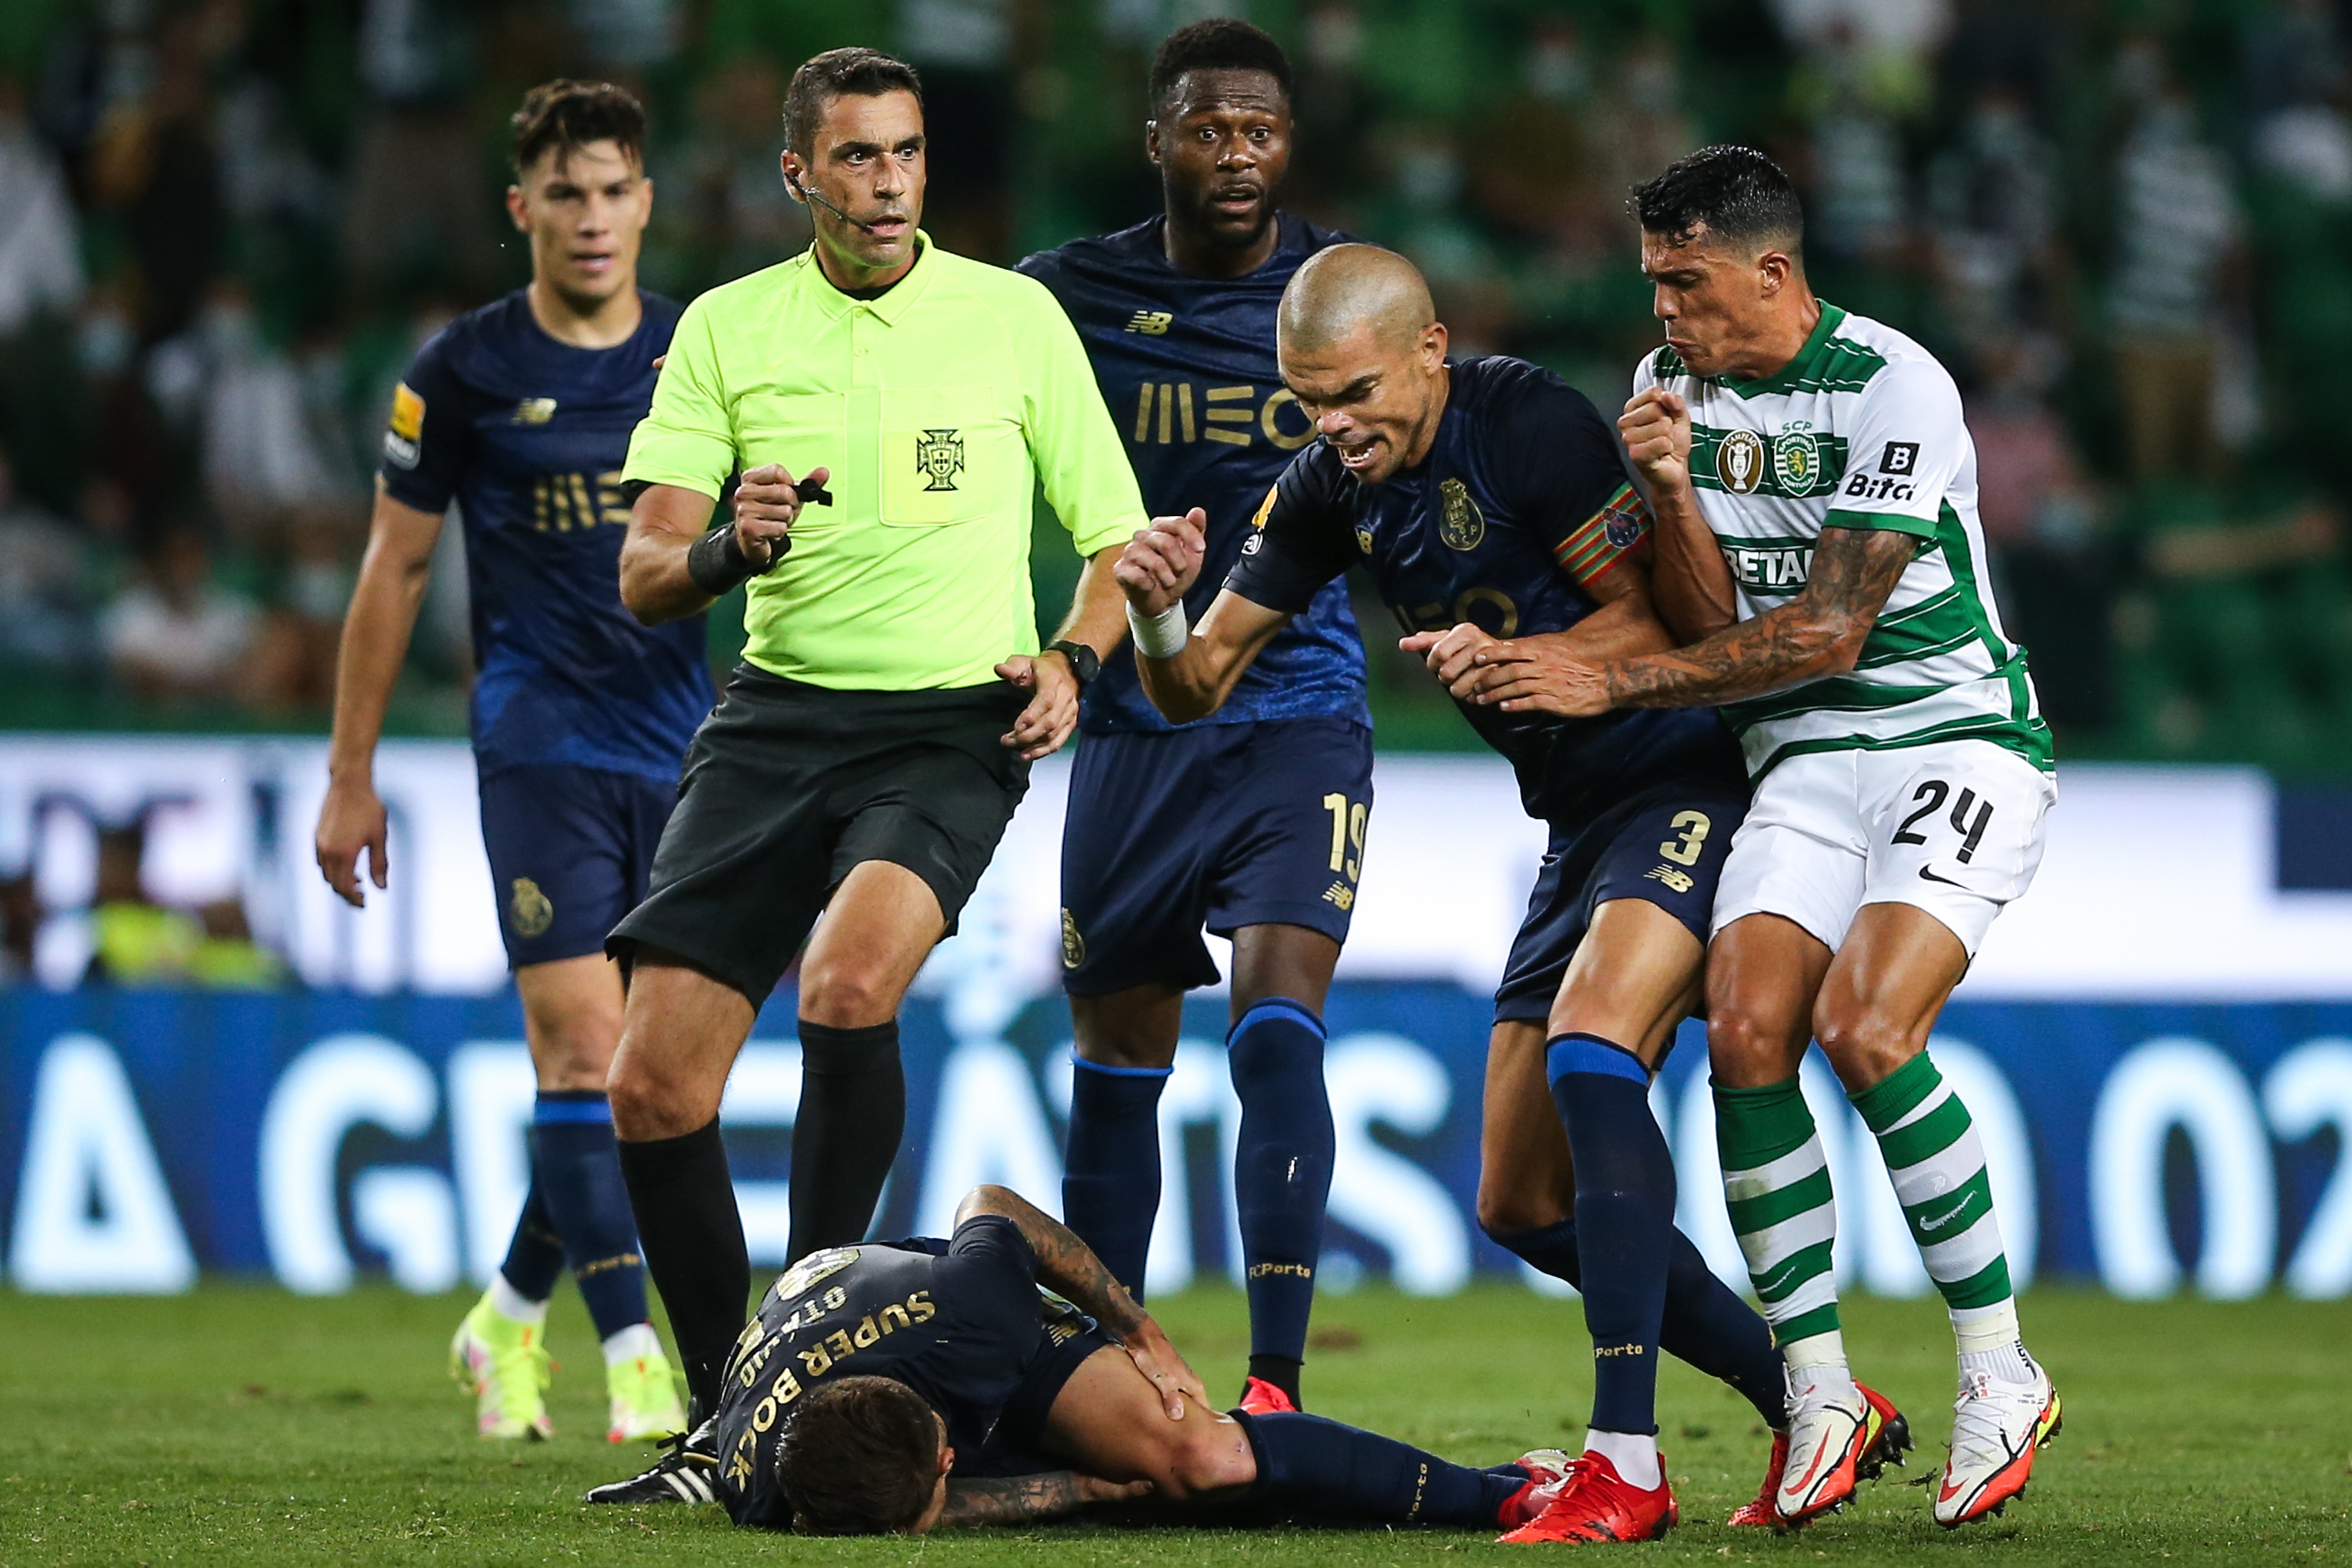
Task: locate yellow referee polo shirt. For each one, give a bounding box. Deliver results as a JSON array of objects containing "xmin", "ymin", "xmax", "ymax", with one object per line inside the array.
[{"xmin": 625, "ymin": 236, "xmax": 1146, "ymax": 690}]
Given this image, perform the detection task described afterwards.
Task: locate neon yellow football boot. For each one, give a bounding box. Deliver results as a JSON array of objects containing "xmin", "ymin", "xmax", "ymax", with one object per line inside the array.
[
  {"xmin": 450, "ymin": 1294, "xmax": 554, "ymax": 1440},
  {"xmin": 604, "ymin": 1330, "xmax": 689, "ymax": 1444}
]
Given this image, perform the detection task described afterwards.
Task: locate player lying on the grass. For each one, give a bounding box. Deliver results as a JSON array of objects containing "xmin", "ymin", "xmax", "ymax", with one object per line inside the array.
[
  {"xmin": 1449, "ymin": 147, "xmax": 2062, "ymax": 1529},
  {"xmin": 1111, "ymin": 243, "xmax": 1908, "ymax": 1544},
  {"xmin": 1017, "ymin": 17, "xmax": 1367, "ymax": 1422},
  {"xmin": 589, "ymin": 1182, "xmax": 1580, "ymax": 1537}
]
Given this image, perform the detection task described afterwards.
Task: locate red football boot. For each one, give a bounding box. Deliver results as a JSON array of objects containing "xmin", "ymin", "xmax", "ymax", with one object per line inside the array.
[
  {"xmin": 1235, "ymin": 1376, "xmax": 1298, "ymax": 1416},
  {"xmin": 1496, "ymin": 1451, "xmax": 1678, "ymax": 1544},
  {"xmin": 1496, "ymin": 1449, "xmax": 1577, "ymax": 1530},
  {"xmin": 1724, "ymin": 1432, "xmax": 1788, "ymax": 1528}
]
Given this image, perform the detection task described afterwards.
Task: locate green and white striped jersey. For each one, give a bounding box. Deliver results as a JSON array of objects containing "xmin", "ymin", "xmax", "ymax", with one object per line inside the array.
[{"xmin": 1634, "ymin": 303, "xmax": 2050, "ymax": 780}]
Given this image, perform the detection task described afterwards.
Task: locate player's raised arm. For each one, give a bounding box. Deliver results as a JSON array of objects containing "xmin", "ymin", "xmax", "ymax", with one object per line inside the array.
[
  {"xmin": 955, "ymin": 1184, "xmax": 1210, "ymax": 1420},
  {"xmin": 1115, "ymin": 508, "xmax": 1288, "ymax": 723},
  {"xmin": 1620, "ymin": 383, "xmax": 1738, "ymax": 642},
  {"xmin": 316, "ymin": 485, "xmax": 447, "ymax": 907}
]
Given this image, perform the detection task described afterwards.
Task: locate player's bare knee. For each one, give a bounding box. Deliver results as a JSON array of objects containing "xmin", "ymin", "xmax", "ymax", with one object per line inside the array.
[
  {"xmin": 1162, "ymin": 1417, "xmax": 1256, "ymax": 1499},
  {"xmin": 797, "ymin": 961, "xmax": 902, "ymax": 1029},
  {"xmin": 1813, "ymin": 1007, "xmax": 1917, "ymax": 1090},
  {"xmin": 606, "ymin": 1049, "xmax": 709, "ymax": 1138}
]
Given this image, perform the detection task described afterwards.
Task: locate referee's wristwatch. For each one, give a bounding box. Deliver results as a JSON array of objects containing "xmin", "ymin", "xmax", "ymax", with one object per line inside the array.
[{"xmin": 1045, "ymin": 639, "xmax": 1100, "ymax": 689}]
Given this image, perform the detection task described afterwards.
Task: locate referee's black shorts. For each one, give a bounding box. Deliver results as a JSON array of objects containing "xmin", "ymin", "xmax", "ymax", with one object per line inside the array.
[{"xmin": 607, "ymin": 664, "xmax": 1031, "ymax": 1002}]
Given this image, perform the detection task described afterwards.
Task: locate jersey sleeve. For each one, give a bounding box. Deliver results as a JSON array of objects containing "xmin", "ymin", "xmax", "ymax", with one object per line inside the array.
[
  {"xmin": 377, "ymin": 332, "xmax": 471, "ymax": 512},
  {"xmin": 1497, "ymin": 374, "xmax": 1653, "ymax": 591},
  {"xmin": 1014, "ymin": 279, "xmax": 1148, "ymax": 557},
  {"xmin": 942, "ymin": 1213, "xmax": 1041, "ymax": 1287},
  {"xmin": 1823, "ymin": 356, "xmax": 1965, "ymax": 539},
  {"xmin": 622, "ymin": 295, "xmax": 737, "ymax": 501},
  {"xmin": 1222, "ymin": 450, "xmax": 1358, "ymax": 614}
]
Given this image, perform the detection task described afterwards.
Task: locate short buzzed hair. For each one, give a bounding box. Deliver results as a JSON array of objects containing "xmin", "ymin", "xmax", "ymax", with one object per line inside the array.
[
  {"xmin": 1631, "ymin": 146, "xmax": 1804, "ymax": 258},
  {"xmin": 785, "ymin": 47, "xmax": 923, "ymax": 157},
  {"xmin": 510, "ymin": 80, "xmax": 646, "ymax": 175},
  {"xmin": 1149, "ymin": 17, "xmax": 1294, "ymax": 111},
  {"xmin": 776, "ymin": 1376, "xmax": 940, "ymax": 1536}
]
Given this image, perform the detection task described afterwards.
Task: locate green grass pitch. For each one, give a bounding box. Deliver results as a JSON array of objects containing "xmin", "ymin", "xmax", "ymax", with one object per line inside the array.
[{"xmin": 2, "ymin": 1283, "xmax": 2347, "ymax": 1565}]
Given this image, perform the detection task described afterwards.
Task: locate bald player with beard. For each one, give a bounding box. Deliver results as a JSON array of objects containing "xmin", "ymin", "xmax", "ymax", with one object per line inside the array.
[{"xmin": 1113, "ymin": 245, "xmax": 1911, "ymax": 1544}]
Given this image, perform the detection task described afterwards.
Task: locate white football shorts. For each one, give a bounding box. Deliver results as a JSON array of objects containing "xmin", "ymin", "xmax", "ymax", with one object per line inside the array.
[{"xmin": 1709, "ymin": 739, "xmax": 2054, "ymax": 958}]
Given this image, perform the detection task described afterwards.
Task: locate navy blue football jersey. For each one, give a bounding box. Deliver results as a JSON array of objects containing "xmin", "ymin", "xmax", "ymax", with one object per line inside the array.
[
  {"xmin": 379, "ymin": 290, "xmax": 713, "ymax": 782},
  {"xmin": 1019, "ymin": 216, "xmax": 1369, "ymax": 733},
  {"xmin": 1226, "ymin": 355, "xmax": 1745, "ymax": 824}
]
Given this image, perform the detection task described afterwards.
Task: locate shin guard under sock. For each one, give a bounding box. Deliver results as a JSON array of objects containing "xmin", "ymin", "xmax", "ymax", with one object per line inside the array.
[
  {"xmin": 1241, "ymin": 1411, "xmax": 1525, "ymax": 1527},
  {"xmin": 788, "ymin": 1019, "xmax": 904, "ymax": 1260},
  {"xmin": 1547, "ymin": 1033, "xmax": 1675, "ymax": 1438},
  {"xmin": 1061, "ymin": 1057, "xmax": 1172, "ymax": 1297},
  {"xmin": 616, "ymin": 1119, "xmax": 746, "ymax": 1420},
  {"xmin": 1228, "ymin": 999, "xmax": 1335, "ymax": 1387},
  {"xmin": 497, "ymin": 1170, "xmax": 566, "ymax": 1304},
  {"xmin": 529, "ymin": 1090, "xmax": 649, "ymax": 1341}
]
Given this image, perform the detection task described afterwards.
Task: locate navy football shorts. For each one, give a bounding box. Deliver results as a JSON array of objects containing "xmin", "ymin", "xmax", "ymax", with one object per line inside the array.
[
  {"xmin": 477, "ymin": 763, "xmax": 679, "ymax": 968},
  {"xmin": 1059, "ymin": 716, "xmax": 1375, "ymax": 996},
  {"xmin": 1492, "ymin": 776, "xmax": 1752, "ymax": 1025}
]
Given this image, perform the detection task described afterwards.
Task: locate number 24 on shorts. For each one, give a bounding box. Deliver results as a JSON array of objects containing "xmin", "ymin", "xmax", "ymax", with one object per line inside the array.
[{"xmin": 1892, "ymin": 780, "xmax": 1993, "ymax": 862}]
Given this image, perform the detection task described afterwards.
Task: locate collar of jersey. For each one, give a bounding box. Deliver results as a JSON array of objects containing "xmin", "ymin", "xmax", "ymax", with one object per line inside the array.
[
  {"xmin": 801, "ymin": 230, "xmax": 938, "ymax": 325},
  {"xmin": 1722, "ymin": 300, "xmax": 1847, "ymax": 399}
]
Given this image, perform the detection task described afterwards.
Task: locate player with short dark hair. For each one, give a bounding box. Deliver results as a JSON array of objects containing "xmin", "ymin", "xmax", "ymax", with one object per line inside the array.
[
  {"xmin": 1115, "ymin": 244, "xmax": 1914, "ymax": 1543},
  {"xmin": 1495, "ymin": 145, "xmax": 2059, "ymax": 1529},
  {"xmin": 1015, "ymin": 18, "xmax": 1362, "ymax": 1418},
  {"xmin": 590, "ymin": 1182, "xmax": 1581, "ymax": 1538},
  {"xmin": 599, "ymin": 47, "xmax": 1145, "ymax": 1448},
  {"xmin": 316, "ymin": 78, "xmax": 690, "ymax": 1446}
]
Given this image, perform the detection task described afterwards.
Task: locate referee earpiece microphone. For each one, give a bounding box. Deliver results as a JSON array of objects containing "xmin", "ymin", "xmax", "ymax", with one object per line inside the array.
[{"xmin": 787, "ymin": 172, "xmax": 886, "ymax": 235}]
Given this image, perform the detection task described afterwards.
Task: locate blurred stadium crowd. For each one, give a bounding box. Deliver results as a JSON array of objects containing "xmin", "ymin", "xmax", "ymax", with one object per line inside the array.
[{"xmin": 0, "ymin": 0, "xmax": 2345, "ymax": 767}]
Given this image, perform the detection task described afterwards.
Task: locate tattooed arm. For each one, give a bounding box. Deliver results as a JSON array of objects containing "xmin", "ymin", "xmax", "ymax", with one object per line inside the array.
[
  {"xmin": 1465, "ymin": 525, "xmax": 1916, "ymax": 717},
  {"xmin": 936, "ymin": 1471, "xmax": 1153, "ymax": 1528},
  {"xmin": 956, "ymin": 1184, "xmax": 1212, "ymax": 1419}
]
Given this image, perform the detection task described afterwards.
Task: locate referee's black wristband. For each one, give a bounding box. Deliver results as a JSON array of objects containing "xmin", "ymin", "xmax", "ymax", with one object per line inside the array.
[{"xmin": 686, "ymin": 523, "xmax": 781, "ymax": 596}]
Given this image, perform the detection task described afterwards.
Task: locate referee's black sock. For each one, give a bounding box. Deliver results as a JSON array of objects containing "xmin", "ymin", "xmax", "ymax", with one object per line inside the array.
[
  {"xmin": 615, "ymin": 1118, "xmax": 746, "ymax": 1421},
  {"xmin": 788, "ymin": 1019, "xmax": 904, "ymax": 1261}
]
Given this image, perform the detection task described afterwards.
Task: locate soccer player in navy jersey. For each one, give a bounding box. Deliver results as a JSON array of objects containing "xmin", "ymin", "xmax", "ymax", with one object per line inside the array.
[
  {"xmin": 1114, "ymin": 245, "xmax": 1912, "ymax": 1543},
  {"xmin": 316, "ymin": 82, "xmax": 693, "ymax": 1446},
  {"xmin": 1015, "ymin": 19, "xmax": 1365, "ymax": 1419}
]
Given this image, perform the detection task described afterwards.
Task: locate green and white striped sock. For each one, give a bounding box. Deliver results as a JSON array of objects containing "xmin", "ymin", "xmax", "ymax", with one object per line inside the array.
[
  {"xmin": 1849, "ymin": 1051, "xmax": 2018, "ymax": 1348},
  {"xmin": 1713, "ymin": 1077, "xmax": 1844, "ymax": 1361}
]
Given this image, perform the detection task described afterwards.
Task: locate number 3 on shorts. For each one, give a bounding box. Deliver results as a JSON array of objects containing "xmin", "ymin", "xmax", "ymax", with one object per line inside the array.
[{"xmin": 1658, "ymin": 810, "xmax": 1711, "ymax": 867}]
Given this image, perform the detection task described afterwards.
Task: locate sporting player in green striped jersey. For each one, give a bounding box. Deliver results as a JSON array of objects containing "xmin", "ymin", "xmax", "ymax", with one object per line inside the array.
[{"xmin": 1452, "ymin": 148, "xmax": 2059, "ymax": 1533}]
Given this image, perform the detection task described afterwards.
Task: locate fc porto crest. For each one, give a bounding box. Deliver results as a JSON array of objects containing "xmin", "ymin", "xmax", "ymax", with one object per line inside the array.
[
  {"xmin": 1439, "ymin": 477, "xmax": 1485, "ymax": 550},
  {"xmin": 916, "ymin": 428, "xmax": 965, "ymax": 492},
  {"xmin": 1715, "ymin": 429, "xmax": 1765, "ymax": 494},
  {"xmin": 510, "ymin": 878, "xmax": 554, "ymax": 940},
  {"xmin": 1772, "ymin": 423, "xmax": 1821, "ymax": 494}
]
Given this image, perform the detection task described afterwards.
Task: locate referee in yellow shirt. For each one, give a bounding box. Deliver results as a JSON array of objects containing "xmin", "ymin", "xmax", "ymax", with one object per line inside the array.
[{"xmin": 600, "ymin": 48, "xmax": 1144, "ymax": 1432}]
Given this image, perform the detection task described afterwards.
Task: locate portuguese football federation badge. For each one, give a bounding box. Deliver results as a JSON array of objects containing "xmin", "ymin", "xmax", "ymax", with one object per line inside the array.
[
  {"xmin": 1772, "ymin": 423, "xmax": 1821, "ymax": 494},
  {"xmin": 1715, "ymin": 428, "xmax": 1764, "ymax": 494},
  {"xmin": 916, "ymin": 428, "xmax": 965, "ymax": 492},
  {"xmin": 1439, "ymin": 477, "xmax": 1485, "ymax": 550}
]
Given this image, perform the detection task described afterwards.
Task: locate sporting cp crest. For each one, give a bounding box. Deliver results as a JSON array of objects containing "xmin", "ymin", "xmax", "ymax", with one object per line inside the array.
[
  {"xmin": 1715, "ymin": 429, "xmax": 1765, "ymax": 494},
  {"xmin": 1772, "ymin": 424, "xmax": 1821, "ymax": 494},
  {"xmin": 1439, "ymin": 477, "xmax": 1485, "ymax": 550},
  {"xmin": 916, "ymin": 428, "xmax": 965, "ymax": 492}
]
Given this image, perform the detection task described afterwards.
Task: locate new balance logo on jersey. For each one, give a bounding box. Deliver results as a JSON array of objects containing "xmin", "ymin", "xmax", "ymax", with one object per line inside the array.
[
  {"xmin": 1126, "ymin": 310, "xmax": 1172, "ymax": 334},
  {"xmin": 1844, "ymin": 472, "xmax": 1917, "ymax": 503},
  {"xmin": 1725, "ymin": 543, "xmax": 1814, "ymax": 591}
]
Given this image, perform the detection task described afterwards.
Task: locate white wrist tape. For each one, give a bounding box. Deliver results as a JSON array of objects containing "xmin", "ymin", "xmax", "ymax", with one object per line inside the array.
[{"xmin": 1127, "ymin": 601, "xmax": 1190, "ymax": 661}]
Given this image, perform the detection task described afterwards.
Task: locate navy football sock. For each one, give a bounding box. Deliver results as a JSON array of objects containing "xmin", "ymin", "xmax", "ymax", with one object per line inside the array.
[
  {"xmin": 1061, "ymin": 1057, "xmax": 1171, "ymax": 1298},
  {"xmin": 497, "ymin": 1170, "xmax": 566, "ymax": 1303},
  {"xmin": 1484, "ymin": 1217, "xmax": 1787, "ymax": 1428},
  {"xmin": 1242, "ymin": 1411, "xmax": 1525, "ymax": 1527},
  {"xmin": 529, "ymin": 1091, "xmax": 649, "ymax": 1342},
  {"xmin": 616, "ymin": 1118, "xmax": 746, "ymax": 1421},
  {"xmin": 1662, "ymin": 1231, "xmax": 1788, "ymax": 1429},
  {"xmin": 788, "ymin": 1019, "xmax": 904, "ymax": 1260},
  {"xmin": 1547, "ymin": 1033, "xmax": 1675, "ymax": 1437},
  {"xmin": 1228, "ymin": 999, "xmax": 1334, "ymax": 1386}
]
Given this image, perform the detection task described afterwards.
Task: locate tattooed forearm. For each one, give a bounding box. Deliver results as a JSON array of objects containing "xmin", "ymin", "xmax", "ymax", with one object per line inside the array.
[
  {"xmin": 938, "ymin": 1472, "xmax": 1093, "ymax": 1528},
  {"xmin": 956, "ymin": 1185, "xmax": 1146, "ymax": 1337},
  {"xmin": 1601, "ymin": 525, "xmax": 1914, "ymax": 708}
]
